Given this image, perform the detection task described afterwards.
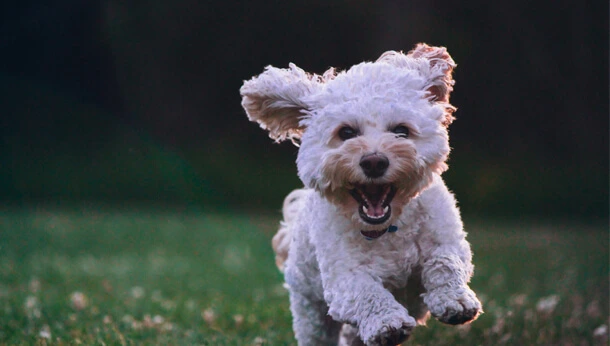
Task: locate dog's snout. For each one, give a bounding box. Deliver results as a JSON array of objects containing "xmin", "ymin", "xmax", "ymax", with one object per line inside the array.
[{"xmin": 359, "ymin": 153, "xmax": 389, "ymax": 178}]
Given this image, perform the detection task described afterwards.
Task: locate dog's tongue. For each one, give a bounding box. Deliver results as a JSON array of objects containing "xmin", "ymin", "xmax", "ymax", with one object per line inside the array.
[
  {"xmin": 362, "ymin": 185, "xmax": 388, "ymax": 217},
  {"xmin": 365, "ymin": 203, "xmax": 386, "ymax": 217}
]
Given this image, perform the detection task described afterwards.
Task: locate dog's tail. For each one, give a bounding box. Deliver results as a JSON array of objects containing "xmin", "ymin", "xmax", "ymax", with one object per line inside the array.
[{"xmin": 272, "ymin": 188, "xmax": 309, "ymax": 272}]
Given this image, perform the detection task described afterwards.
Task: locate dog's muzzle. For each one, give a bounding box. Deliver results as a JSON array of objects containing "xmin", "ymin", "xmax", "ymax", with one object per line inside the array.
[{"xmin": 349, "ymin": 184, "xmax": 397, "ymax": 225}]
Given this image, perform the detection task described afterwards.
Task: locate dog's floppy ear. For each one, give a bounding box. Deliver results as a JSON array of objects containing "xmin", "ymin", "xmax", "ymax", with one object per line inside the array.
[
  {"xmin": 409, "ymin": 43, "xmax": 456, "ymax": 126},
  {"xmin": 378, "ymin": 44, "xmax": 456, "ymax": 126},
  {"xmin": 407, "ymin": 43, "xmax": 456, "ymax": 103},
  {"xmin": 241, "ymin": 63, "xmax": 323, "ymax": 143}
]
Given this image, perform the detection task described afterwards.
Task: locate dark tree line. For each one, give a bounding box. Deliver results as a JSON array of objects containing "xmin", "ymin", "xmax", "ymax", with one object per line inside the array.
[{"xmin": 1, "ymin": 0, "xmax": 607, "ymax": 216}]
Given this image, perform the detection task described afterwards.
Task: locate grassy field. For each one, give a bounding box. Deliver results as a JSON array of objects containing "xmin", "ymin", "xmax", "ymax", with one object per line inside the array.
[{"xmin": 0, "ymin": 206, "xmax": 607, "ymax": 345}]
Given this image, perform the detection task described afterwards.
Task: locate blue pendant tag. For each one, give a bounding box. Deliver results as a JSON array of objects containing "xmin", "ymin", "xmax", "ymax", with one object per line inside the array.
[{"xmin": 388, "ymin": 225, "xmax": 398, "ymax": 233}]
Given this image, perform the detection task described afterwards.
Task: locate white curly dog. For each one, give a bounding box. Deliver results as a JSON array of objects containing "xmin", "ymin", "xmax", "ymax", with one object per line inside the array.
[{"xmin": 241, "ymin": 43, "xmax": 481, "ymax": 346}]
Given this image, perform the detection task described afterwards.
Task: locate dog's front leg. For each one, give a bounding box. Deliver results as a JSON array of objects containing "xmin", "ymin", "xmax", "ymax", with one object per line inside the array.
[
  {"xmin": 420, "ymin": 241, "xmax": 482, "ymax": 325},
  {"xmin": 323, "ymin": 273, "xmax": 416, "ymax": 346}
]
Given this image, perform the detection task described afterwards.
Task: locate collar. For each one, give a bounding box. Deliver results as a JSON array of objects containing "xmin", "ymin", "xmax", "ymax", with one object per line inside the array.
[{"xmin": 361, "ymin": 225, "xmax": 398, "ymax": 240}]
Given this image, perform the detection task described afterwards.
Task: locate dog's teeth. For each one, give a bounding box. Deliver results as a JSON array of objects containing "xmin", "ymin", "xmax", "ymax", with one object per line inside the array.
[
  {"xmin": 362, "ymin": 205, "xmax": 369, "ymax": 214},
  {"xmin": 383, "ymin": 206, "xmax": 389, "ymax": 214}
]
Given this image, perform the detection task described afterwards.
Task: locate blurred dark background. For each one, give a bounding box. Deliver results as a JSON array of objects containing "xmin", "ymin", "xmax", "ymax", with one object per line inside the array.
[{"xmin": 1, "ymin": 0, "xmax": 607, "ymax": 219}]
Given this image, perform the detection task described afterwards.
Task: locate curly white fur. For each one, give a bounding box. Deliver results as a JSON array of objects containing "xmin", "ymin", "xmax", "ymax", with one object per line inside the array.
[{"xmin": 241, "ymin": 43, "xmax": 481, "ymax": 346}]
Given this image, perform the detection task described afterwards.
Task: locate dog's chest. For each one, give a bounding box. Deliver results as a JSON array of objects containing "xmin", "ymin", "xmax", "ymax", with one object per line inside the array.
[
  {"xmin": 308, "ymin": 197, "xmax": 427, "ymax": 289},
  {"xmin": 357, "ymin": 230, "xmax": 422, "ymax": 288}
]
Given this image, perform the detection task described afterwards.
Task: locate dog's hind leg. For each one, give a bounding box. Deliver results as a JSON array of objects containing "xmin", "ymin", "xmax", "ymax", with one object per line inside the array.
[
  {"xmin": 272, "ymin": 189, "xmax": 310, "ymax": 271},
  {"xmin": 279, "ymin": 189, "xmax": 338, "ymax": 344},
  {"xmin": 338, "ymin": 324, "xmax": 365, "ymax": 346},
  {"xmin": 288, "ymin": 290, "xmax": 342, "ymax": 346}
]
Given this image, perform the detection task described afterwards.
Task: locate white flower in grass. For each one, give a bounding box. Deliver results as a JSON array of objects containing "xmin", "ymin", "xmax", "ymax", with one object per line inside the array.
[
  {"xmin": 130, "ymin": 286, "xmax": 145, "ymax": 299},
  {"xmin": 498, "ymin": 333, "xmax": 512, "ymax": 344},
  {"xmin": 28, "ymin": 277, "xmax": 41, "ymax": 293},
  {"xmin": 24, "ymin": 296, "xmax": 38, "ymax": 310},
  {"xmin": 509, "ymin": 293, "xmax": 527, "ymax": 307},
  {"xmin": 202, "ymin": 308, "xmax": 216, "ymax": 324},
  {"xmin": 70, "ymin": 291, "xmax": 88, "ymax": 311},
  {"xmin": 39, "ymin": 324, "xmax": 51, "ymax": 339},
  {"xmin": 161, "ymin": 322, "xmax": 174, "ymax": 332},
  {"xmin": 593, "ymin": 324, "xmax": 608, "ymax": 339},
  {"xmin": 152, "ymin": 315, "xmax": 165, "ymax": 325},
  {"xmin": 535, "ymin": 294, "xmax": 560, "ymax": 315},
  {"xmin": 233, "ymin": 314, "xmax": 244, "ymax": 327},
  {"xmin": 131, "ymin": 320, "xmax": 143, "ymax": 330},
  {"xmin": 142, "ymin": 314, "xmax": 153, "ymax": 328},
  {"xmin": 122, "ymin": 314, "xmax": 134, "ymax": 324},
  {"xmin": 24, "ymin": 295, "xmax": 41, "ymax": 319},
  {"xmin": 586, "ymin": 300, "xmax": 602, "ymax": 318}
]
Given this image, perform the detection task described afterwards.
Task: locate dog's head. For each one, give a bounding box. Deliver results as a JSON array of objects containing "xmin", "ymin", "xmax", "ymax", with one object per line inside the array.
[{"xmin": 241, "ymin": 44, "xmax": 456, "ymax": 230}]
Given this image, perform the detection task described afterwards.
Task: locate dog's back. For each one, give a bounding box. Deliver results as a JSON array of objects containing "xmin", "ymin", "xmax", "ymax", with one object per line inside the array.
[{"xmin": 272, "ymin": 188, "xmax": 310, "ymax": 272}]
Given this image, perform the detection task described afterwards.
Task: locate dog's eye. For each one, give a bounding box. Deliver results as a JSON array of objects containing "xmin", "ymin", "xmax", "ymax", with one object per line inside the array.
[
  {"xmin": 338, "ymin": 126, "xmax": 358, "ymax": 141},
  {"xmin": 392, "ymin": 125, "xmax": 410, "ymax": 138}
]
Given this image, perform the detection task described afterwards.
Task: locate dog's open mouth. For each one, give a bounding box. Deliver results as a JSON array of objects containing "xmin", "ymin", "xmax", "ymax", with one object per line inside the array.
[{"xmin": 349, "ymin": 184, "xmax": 397, "ymax": 225}]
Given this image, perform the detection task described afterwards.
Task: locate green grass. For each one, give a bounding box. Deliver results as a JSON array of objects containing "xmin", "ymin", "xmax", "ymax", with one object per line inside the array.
[{"xmin": 0, "ymin": 207, "xmax": 607, "ymax": 345}]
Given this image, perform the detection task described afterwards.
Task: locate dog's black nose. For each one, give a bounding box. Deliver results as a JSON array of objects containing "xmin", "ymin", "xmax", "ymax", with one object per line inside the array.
[{"xmin": 359, "ymin": 153, "xmax": 389, "ymax": 178}]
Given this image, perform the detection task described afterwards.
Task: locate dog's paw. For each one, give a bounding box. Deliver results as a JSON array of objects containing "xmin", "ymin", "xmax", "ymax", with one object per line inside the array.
[
  {"xmin": 362, "ymin": 313, "xmax": 416, "ymax": 346},
  {"xmin": 437, "ymin": 306, "xmax": 480, "ymax": 325},
  {"xmin": 424, "ymin": 286, "xmax": 482, "ymax": 325},
  {"xmin": 373, "ymin": 322, "xmax": 413, "ymax": 346}
]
